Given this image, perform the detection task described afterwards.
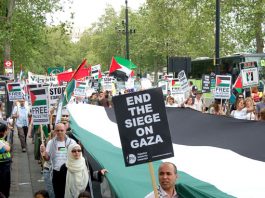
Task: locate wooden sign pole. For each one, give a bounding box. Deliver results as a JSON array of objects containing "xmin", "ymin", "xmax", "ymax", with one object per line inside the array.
[{"xmin": 148, "ymin": 162, "xmax": 159, "ymax": 198}]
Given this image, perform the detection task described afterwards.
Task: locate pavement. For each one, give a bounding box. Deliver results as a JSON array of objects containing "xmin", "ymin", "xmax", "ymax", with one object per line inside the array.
[{"xmin": 9, "ymin": 130, "xmax": 45, "ymax": 198}]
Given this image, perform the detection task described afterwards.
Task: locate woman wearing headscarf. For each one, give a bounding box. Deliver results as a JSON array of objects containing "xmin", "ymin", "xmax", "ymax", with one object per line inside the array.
[
  {"xmin": 65, "ymin": 143, "xmax": 89, "ymax": 198},
  {"xmin": 65, "ymin": 143, "xmax": 108, "ymax": 198}
]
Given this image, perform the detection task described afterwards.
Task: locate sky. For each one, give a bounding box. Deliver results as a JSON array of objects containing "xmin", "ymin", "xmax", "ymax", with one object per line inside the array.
[{"xmin": 48, "ymin": 0, "xmax": 146, "ymax": 33}]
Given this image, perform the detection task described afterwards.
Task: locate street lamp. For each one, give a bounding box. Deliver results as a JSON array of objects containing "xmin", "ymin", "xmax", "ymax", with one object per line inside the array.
[
  {"xmin": 215, "ymin": 0, "xmax": 220, "ymax": 74},
  {"xmin": 125, "ymin": 0, "xmax": 129, "ymax": 60},
  {"xmin": 115, "ymin": 1, "xmax": 136, "ymax": 60}
]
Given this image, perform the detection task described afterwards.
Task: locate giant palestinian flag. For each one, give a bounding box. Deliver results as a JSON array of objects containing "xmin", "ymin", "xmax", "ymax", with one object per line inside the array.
[
  {"xmin": 68, "ymin": 104, "xmax": 265, "ymax": 198},
  {"xmin": 109, "ymin": 56, "xmax": 137, "ymax": 81},
  {"xmin": 7, "ymin": 83, "xmax": 23, "ymax": 101},
  {"xmin": 30, "ymin": 87, "xmax": 49, "ymax": 125}
]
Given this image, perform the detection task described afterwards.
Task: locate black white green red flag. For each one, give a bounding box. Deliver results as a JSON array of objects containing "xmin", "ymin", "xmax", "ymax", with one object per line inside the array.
[
  {"xmin": 109, "ymin": 56, "xmax": 137, "ymax": 81},
  {"xmin": 67, "ymin": 104, "xmax": 265, "ymax": 198}
]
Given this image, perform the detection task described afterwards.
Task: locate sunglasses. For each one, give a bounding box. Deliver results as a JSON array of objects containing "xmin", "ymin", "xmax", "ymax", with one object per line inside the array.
[{"xmin": 71, "ymin": 149, "xmax": 82, "ymax": 153}]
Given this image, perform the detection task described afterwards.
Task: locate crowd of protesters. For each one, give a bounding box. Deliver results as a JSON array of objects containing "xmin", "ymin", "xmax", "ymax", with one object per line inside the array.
[
  {"xmin": 164, "ymin": 83, "xmax": 265, "ymax": 121},
  {"xmin": 1, "ymin": 79, "xmax": 265, "ymax": 198}
]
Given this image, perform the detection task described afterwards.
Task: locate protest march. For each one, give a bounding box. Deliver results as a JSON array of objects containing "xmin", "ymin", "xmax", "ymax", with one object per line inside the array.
[{"xmin": 0, "ymin": 54, "xmax": 264, "ymax": 198}]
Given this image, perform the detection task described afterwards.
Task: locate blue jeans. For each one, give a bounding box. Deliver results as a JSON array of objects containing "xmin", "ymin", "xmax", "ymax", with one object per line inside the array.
[{"xmin": 43, "ymin": 168, "xmax": 55, "ymax": 198}]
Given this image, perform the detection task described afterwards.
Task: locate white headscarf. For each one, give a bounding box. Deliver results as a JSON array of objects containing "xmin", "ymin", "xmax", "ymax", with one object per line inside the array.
[{"xmin": 65, "ymin": 143, "xmax": 89, "ymax": 198}]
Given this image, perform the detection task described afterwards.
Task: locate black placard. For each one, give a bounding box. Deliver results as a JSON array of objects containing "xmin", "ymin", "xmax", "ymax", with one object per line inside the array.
[
  {"xmin": 202, "ymin": 74, "xmax": 211, "ymax": 93},
  {"xmin": 112, "ymin": 88, "xmax": 174, "ymax": 167}
]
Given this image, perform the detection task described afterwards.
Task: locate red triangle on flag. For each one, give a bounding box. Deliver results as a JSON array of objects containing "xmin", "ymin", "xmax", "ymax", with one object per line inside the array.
[
  {"xmin": 233, "ymin": 75, "xmax": 242, "ymax": 89},
  {"xmin": 98, "ymin": 70, "xmax": 102, "ymax": 79},
  {"xmin": 216, "ymin": 77, "xmax": 221, "ymax": 86},
  {"xmin": 109, "ymin": 57, "xmax": 122, "ymax": 73},
  {"xmin": 7, "ymin": 84, "xmax": 12, "ymax": 91},
  {"xmin": 172, "ymin": 80, "xmax": 176, "ymax": 86},
  {"xmin": 30, "ymin": 91, "xmax": 36, "ymax": 105},
  {"xmin": 130, "ymin": 70, "xmax": 134, "ymax": 77}
]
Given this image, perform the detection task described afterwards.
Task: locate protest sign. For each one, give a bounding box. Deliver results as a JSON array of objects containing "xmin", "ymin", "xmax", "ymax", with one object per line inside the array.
[
  {"xmin": 74, "ymin": 81, "xmax": 86, "ymax": 97},
  {"xmin": 240, "ymin": 62, "xmax": 259, "ymax": 88},
  {"xmin": 157, "ymin": 80, "xmax": 168, "ymax": 95},
  {"xmin": 214, "ymin": 75, "xmax": 231, "ymax": 99},
  {"xmin": 102, "ymin": 77, "xmax": 113, "ymax": 91},
  {"xmin": 29, "ymin": 87, "xmax": 49, "ymax": 125},
  {"xmin": 202, "ymin": 74, "xmax": 211, "ymax": 93},
  {"xmin": 178, "ymin": 70, "xmax": 189, "ymax": 92},
  {"xmin": 112, "ymin": 88, "xmax": 174, "ymax": 167},
  {"xmin": 49, "ymin": 86, "xmax": 66, "ymax": 107},
  {"xmin": 7, "ymin": 83, "xmax": 23, "ymax": 101}
]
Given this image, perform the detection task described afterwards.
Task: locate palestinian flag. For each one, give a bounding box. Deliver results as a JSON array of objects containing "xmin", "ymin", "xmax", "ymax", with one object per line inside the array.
[
  {"xmin": 75, "ymin": 81, "xmax": 86, "ymax": 89},
  {"xmin": 216, "ymin": 75, "xmax": 231, "ymax": 87},
  {"xmin": 7, "ymin": 83, "xmax": 21, "ymax": 92},
  {"xmin": 67, "ymin": 104, "xmax": 265, "ymax": 198},
  {"xmin": 62, "ymin": 79, "xmax": 75, "ymax": 106},
  {"xmin": 30, "ymin": 88, "xmax": 48, "ymax": 106},
  {"xmin": 109, "ymin": 56, "xmax": 137, "ymax": 81},
  {"xmin": 233, "ymin": 75, "xmax": 242, "ymax": 93}
]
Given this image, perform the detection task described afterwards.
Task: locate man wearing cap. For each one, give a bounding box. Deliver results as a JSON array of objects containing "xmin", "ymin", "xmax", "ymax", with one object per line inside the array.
[
  {"xmin": 12, "ymin": 99, "xmax": 30, "ymax": 152},
  {"xmin": 0, "ymin": 121, "xmax": 11, "ymax": 197}
]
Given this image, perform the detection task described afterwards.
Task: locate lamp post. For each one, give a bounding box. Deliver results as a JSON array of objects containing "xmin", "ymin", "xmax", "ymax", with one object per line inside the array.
[
  {"xmin": 215, "ymin": 0, "xmax": 220, "ymax": 74},
  {"xmin": 115, "ymin": 1, "xmax": 135, "ymax": 60},
  {"xmin": 125, "ymin": 0, "xmax": 129, "ymax": 60}
]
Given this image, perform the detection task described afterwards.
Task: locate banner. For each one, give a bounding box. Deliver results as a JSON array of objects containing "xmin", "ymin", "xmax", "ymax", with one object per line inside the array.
[
  {"xmin": 29, "ymin": 87, "xmax": 49, "ymax": 125},
  {"xmin": 112, "ymin": 88, "xmax": 174, "ymax": 166},
  {"xmin": 28, "ymin": 71, "xmax": 58, "ymax": 85},
  {"xmin": 48, "ymin": 67, "xmax": 64, "ymax": 75},
  {"xmin": 7, "ymin": 83, "xmax": 23, "ymax": 101}
]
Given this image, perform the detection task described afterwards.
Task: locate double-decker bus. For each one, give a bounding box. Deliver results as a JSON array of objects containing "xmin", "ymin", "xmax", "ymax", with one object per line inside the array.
[{"xmin": 190, "ymin": 53, "xmax": 265, "ymax": 83}]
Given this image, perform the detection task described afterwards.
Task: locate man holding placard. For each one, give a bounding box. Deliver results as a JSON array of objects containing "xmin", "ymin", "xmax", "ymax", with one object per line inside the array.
[{"xmin": 145, "ymin": 162, "xmax": 179, "ymax": 198}]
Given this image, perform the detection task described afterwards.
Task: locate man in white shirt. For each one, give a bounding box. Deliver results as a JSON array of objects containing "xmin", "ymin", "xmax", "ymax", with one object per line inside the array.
[
  {"xmin": 40, "ymin": 122, "xmax": 76, "ymax": 198},
  {"xmin": 12, "ymin": 99, "xmax": 29, "ymax": 152},
  {"xmin": 145, "ymin": 162, "xmax": 179, "ymax": 198}
]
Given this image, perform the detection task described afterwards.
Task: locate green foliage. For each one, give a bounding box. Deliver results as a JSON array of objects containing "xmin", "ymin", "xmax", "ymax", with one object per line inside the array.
[{"xmin": 1, "ymin": 0, "xmax": 264, "ymax": 76}]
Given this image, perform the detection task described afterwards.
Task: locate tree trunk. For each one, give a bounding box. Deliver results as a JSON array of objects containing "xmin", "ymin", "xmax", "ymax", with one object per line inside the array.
[
  {"xmin": 4, "ymin": 0, "xmax": 15, "ymax": 61},
  {"xmin": 255, "ymin": 1, "xmax": 264, "ymax": 53}
]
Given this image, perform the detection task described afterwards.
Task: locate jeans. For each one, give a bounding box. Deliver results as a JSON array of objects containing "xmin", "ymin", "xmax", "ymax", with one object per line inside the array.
[{"xmin": 43, "ymin": 168, "xmax": 55, "ymax": 198}]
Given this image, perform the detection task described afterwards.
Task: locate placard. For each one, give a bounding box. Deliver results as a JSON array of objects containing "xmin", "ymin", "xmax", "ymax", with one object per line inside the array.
[
  {"xmin": 178, "ymin": 70, "xmax": 189, "ymax": 91},
  {"xmin": 112, "ymin": 88, "xmax": 174, "ymax": 167},
  {"xmin": 49, "ymin": 86, "xmax": 66, "ymax": 107},
  {"xmin": 214, "ymin": 75, "xmax": 231, "ymax": 99},
  {"xmin": 202, "ymin": 74, "xmax": 211, "ymax": 93},
  {"xmin": 7, "ymin": 83, "xmax": 23, "ymax": 101},
  {"xmin": 29, "ymin": 87, "xmax": 49, "ymax": 125}
]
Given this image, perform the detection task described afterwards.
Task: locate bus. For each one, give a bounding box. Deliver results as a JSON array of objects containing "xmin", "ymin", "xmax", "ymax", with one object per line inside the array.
[{"xmin": 190, "ymin": 53, "xmax": 265, "ymax": 83}]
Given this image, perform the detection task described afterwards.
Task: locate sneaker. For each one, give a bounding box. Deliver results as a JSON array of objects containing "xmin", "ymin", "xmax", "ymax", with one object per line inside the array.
[{"xmin": 22, "ymin": 148, "xmax": 26, "ymax": 152}]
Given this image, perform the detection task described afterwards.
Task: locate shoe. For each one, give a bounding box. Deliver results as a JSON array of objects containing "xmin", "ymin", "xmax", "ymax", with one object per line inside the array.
[{"xmin": 22, "ymin": 148, "xmax": 26, "ymax": 152}]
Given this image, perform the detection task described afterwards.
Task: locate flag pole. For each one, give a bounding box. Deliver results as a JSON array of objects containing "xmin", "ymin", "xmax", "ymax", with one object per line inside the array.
[{"xmin": 148, "ymin": 162, "xmax": 159, "ymax": 198}]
